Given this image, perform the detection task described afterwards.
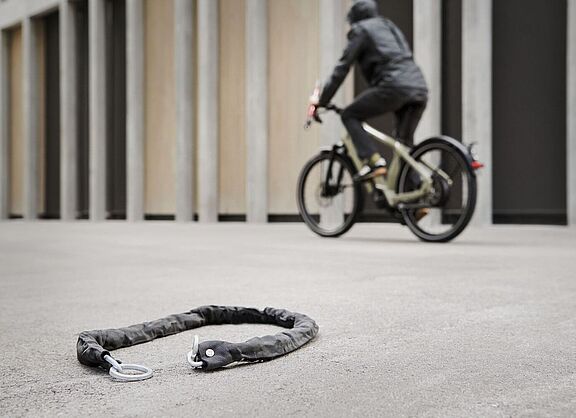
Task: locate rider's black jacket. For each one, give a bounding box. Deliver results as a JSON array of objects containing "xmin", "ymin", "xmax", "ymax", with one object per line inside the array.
[{"xmin": 319, "ymin": 0, "xmax": 428, "ymax": 106}]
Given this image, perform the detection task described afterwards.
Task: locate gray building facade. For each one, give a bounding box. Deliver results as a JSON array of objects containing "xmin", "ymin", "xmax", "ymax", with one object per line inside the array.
[{"xmin": 0, "ymin": 0, "xmax": 575, "ymax": 225}]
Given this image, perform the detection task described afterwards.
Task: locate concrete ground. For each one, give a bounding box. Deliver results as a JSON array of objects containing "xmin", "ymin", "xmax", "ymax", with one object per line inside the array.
[{"xmin": 0, "ymin": 221, "xmax": 574, "ymax": 417}]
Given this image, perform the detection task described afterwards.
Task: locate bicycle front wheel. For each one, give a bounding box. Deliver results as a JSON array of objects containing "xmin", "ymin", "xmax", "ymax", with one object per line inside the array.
[
  {"xmin": 297, "ymin": 152, "xmax": 361, "ymax": 237},
  {"xmin": 397, "ymin": 140, "xmax": 477, "ymax": 242}
]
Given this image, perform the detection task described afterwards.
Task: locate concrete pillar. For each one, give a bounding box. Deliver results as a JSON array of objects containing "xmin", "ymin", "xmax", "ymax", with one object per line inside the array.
[
  {"xmin": 126, "ymin": 0, "xmax": 144, "ymax": 221},
  {"xmin": 462, "ymin": 0, "xmax": 492, "ymax": 226},
  {"xmin": 569, "ymin": 0, "xmax": 576, "ymax": 226},
  {"xmin": 245, "ymin": 0, "xmax": 268, "ymax": 223},
  {"xmin": 413, "ymin": 0, "xmax": 441, "ymax": 141},
  {"xmin": 197, "ymin": 0, "xmax": 218, "ymax": 223},
  {"xmin": 413, "ymin": 0, "xmax": 442, "ymax": 227},
  {"xmin": 22, "ymin": 17, "xmax": 39, "ymax": 220},
  {"xmin": 319, "ymin": 0, "xmax": 346, "ymax": 227},
  {"xmin": 175, "ymin": 0, "xmax": 195, "ymax": 222},
  {"xmin": 0, "ymin": 30, "xmax": 8, "ymax": 219},
  {"xmin": 89, "ymin": 0, "xmax": 107, "ymax": 221},
  {"xmin": 60, "ymin": 0, "xmax": 78, "ymax": 221},
  {"xmin": 319, "ymin": 0, "xmax": 346, "ymax": 147}
]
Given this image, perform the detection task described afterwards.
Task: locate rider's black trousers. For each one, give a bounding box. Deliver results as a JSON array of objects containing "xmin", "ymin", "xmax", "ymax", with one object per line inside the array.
[{"xmin": 341, "ymin": 86, "xmax": 427, "ymax": 160}]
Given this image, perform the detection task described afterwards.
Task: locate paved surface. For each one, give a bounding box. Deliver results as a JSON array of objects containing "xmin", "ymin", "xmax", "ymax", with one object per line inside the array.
[{"xmin": 0, "ymin": 222, "xmax": 574, "ymax": 417}]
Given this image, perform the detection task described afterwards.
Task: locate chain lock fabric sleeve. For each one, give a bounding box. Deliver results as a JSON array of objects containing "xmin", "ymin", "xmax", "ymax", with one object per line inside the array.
[{"xmin": 77, "ymin": 305, "xmax": 319, "ymax": 371}]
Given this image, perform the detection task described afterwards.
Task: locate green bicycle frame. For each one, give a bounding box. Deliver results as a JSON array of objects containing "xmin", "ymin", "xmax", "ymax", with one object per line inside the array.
[{"xmin": 342, "ymin": 123, "xmax": 453, "ymax": 207}]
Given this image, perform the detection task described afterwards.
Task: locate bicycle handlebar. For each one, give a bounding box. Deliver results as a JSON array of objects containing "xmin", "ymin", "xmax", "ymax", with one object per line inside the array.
[{"xmin": 323, "ymin": 104, "xmax": 342, "ymax": 114}]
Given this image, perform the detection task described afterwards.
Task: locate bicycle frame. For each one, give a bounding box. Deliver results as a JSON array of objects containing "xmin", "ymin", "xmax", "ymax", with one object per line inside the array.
[
  {"xmin": 303, "ymin": 96, "xmax": 480, "ymax": 241},
  {"xmin": 340, "ymin": 123, "xmax": 453, "ymax": 207}
]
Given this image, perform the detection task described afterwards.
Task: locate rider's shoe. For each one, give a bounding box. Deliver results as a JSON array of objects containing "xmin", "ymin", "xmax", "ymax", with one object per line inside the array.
[{"xmin": 355, "ymin": 156, "xmax": 387, "ymax": 181}]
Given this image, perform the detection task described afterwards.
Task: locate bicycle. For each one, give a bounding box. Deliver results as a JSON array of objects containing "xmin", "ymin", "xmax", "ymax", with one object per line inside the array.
[{"xmin": 297, "ymin": 90, "xmax": 484, "ymax": 243}]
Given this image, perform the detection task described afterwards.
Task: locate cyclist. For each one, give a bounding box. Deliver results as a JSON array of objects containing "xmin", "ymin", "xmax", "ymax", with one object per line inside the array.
[{"xmin": 312, "ymin": 0, "xmax": 428, "ymax": 186}]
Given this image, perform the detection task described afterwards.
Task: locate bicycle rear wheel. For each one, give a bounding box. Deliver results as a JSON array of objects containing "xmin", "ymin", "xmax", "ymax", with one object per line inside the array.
[
  {"xmin": 397, "ymin": 140, "xmax": 477, "ymax": 242},
  {"xmin": 297, "ymin": 152, "xmax": 361, "ymax": 237}
]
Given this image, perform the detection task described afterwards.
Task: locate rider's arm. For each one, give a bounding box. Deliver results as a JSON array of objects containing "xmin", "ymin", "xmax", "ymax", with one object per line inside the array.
[{"xmin": 318, "ymin": 26, "xmax": 366, "ymax": 106}]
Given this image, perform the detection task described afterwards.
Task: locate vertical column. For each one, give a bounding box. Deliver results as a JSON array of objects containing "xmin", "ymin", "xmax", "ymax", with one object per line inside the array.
[
  {"xmin": 60, "ymin": 0, "xmax": 78, "ymax": 221},
  {"xmin": 245, "ymin": 0, "xmax": 268, "ymax": 223},
  {"xmin": 413, "ymin": 0, "xmax": 442, "ymax": 227},
  {"xmin": 462, "ymin": 0, "xmax": 492, "ymax": 226},
  {"xmin": 89, "ymin": 0, "xmax": 107, "ymax": 220},
  {"xmin": 22, "ymin": 17, "xmax": 39, "ymax": 220},
  {"xmin": 197, "ymin": 0, "xmax": 219, "ymax": 222},
  {"xmin": 413, "ymin": 0, "xmax": 442, "ymax": 141},
  {"xmin": 0, "ymin": 30, "xmax": 8, "ymax": 219},
  {"xmin": 342, "ymin": 0, "xmax": 354, "ymax": 105},
  {"xmin": 175, "ymin": 0, "xmax": 195, "ymax": 222},
  {"xmin": 569, "ymin": 0, "xmax": 576, "ymax": 226},
  {"xmin": 126, "ymin": 0, "xmax": 144, "ymax": 221},
  {"xmin": 319, "ymin": 0, "xmax": 346, "ymax": 147},
  {"xmin": 318, "ymin": 0, "xmax": 346, "ymax": 227}
]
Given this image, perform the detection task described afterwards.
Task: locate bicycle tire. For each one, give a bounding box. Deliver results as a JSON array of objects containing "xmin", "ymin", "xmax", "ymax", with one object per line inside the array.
[
  {"xmin": 297, "ymin": 152, "xmax": 361, "ymax": 238},
  {"xmin": 397, "ymin": 139, "xmax": 477, "ymax": 242}
]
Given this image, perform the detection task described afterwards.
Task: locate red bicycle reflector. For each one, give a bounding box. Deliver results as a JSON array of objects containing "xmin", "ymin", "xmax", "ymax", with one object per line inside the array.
[{"xmin": 471, "ymin": 161, "xmax": 484, "ymax": 170}]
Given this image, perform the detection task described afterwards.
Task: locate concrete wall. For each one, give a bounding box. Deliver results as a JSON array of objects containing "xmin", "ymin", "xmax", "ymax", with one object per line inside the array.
[
  {"xmin": 268, "ymin": 0, "xmax": 320, "ymax": 215},
  {"xmin": 218, "ymin": 0, "xmax": 246, "ymax": 215},
  {"xmin": 0, "ymin": 0, "xmax": 573, "ymax": 225},
  {"xmin": 144, "ymin": 0, "xmax": 176, "ymax": 215},
  {"xmin": 0, "ymin": 0, "xmax": 59, "ymax": 29},
  {"xmin": 8, "ymin": 18, "xmax": 46, "ymax": 218}
]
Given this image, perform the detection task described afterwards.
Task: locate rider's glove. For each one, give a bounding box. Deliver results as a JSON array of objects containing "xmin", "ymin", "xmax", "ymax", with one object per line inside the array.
[{"xmin": 312, "ymin": 106, "xmax": 323, "ymax": 123}]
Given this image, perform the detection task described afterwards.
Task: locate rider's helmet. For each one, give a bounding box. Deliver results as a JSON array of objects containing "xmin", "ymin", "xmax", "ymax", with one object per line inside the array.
[{"xmin": 347, "ymin": 0, "xmax": 379, "ymax": 24}]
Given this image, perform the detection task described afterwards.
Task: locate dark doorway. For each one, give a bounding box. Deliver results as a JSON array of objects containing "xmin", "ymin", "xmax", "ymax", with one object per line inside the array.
[
  {"xmin": 441, "ymin": 0, "xmax": 461, "ymax": 140},
  {"xmin": 76, "ymin": 0, "xmax": 89, "ymax": 219},
  {"xmin": 43, "ymin": 11, "xmax": 60, "ymax": 219},
  {"xmin": 492, "ymin": 0, "xmax": 567, "ymax": 225},
  {"xmin": 105, "ymin": 0, "xmax": 127, "ymax": 219},
  {"xmin": 440, "ymin": 0, "xmax": 463, "ymax": 224},
  {"xmin": 353, "ymin": 0, "xmax": 414, "ymax": 222}
]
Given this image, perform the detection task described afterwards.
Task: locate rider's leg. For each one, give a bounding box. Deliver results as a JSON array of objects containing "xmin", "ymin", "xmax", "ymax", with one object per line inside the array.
[
  {"xmin": 341, "ymin": 88, "xmax": 407, "ymax": 206},
  {"xmin": 341, "ymin": 87, "xmax": 406, "ymax": 163},
  {"xmin": 395, "ymin": 101, "xmax": 430, "ymax": 221},
  {"xmin": 394, "ymin": 101, "xmax": 427, "ymax": 146}
]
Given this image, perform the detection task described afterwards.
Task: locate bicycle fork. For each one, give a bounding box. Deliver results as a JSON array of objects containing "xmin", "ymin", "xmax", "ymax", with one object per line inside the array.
[{"xmin": 321, "ymin": 146, "xmax": 346, "ymax": 198}]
